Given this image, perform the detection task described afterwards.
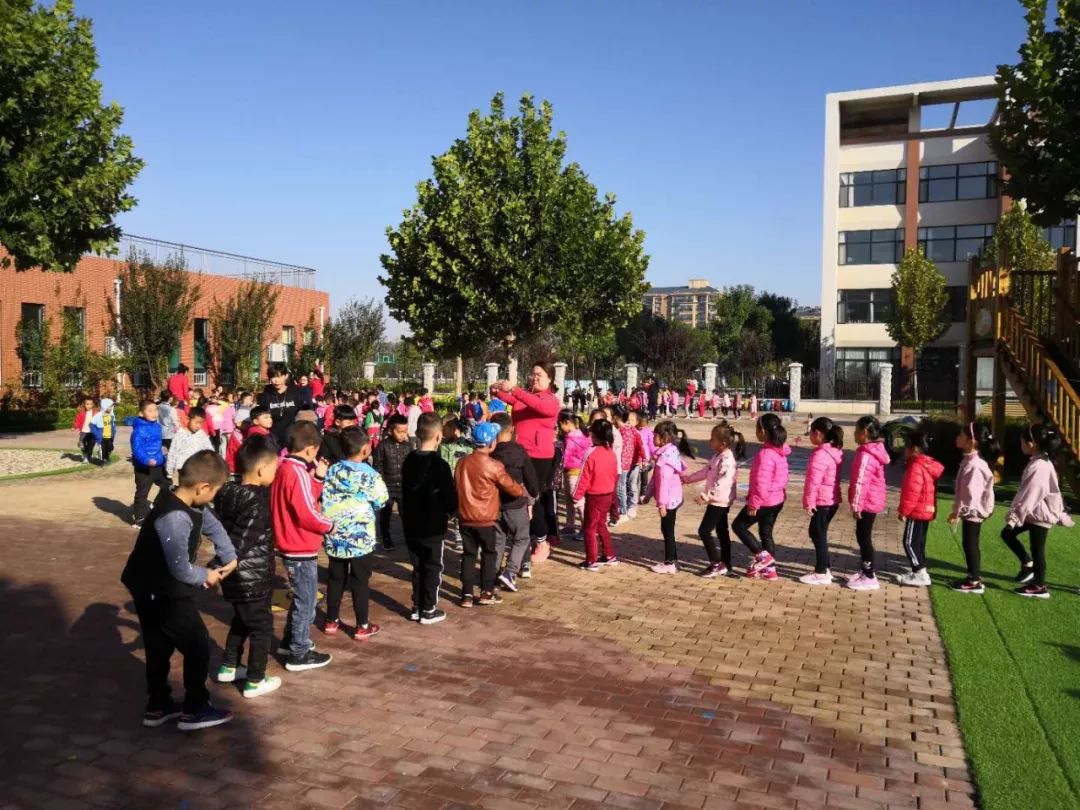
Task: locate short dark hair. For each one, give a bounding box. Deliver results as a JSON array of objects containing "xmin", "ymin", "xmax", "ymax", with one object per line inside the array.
[
  {"xmin": 386, "ymin": 413, "xmax": 408, "ymax": 430},
  {"xmin": 237, "ymin": 434, "xmax": 279, "ymax": 475},
  {"xmin": 268, "ymin": 363, "xmax": 289, "ymax": 378},
  {"xmin": 490, "ymin": 412, "xmax": 513, "ymax": 432},
  {"xmin": 139, "ymin": 399, "xmax": 156, "ymax": 413},
  {"xmin": 333, "ymin": 404, "xmax": 358, "ymax": 422},
  {"xmin": 286, "ymin": 421, "xmax": 322, "ymax": 453},
  {"xmin": 176, "ymin": 363, "xmax": 188, "ymax": 373},
  {"xmin": 416, "ymin": 419, "xmax": 440, "ymax": 442},
  {"xmin": 187, "ymin": 406, "xmax": 206, "ymax": 421},
  {"xmin": 340, "ymin": 427, "xmax": 369, "ymax": 458},
  {"xmin": 178, "ymin": 450, "xmax": 228, "ymax": 488},
  {"xmin": 589, "ymin": 418, "xmax": 614, "ymax": 448},
  {"xmin": 249, "ymin": 406, "xmax": 270, "ymax": 421},
  {"xmin": 418, "ymin": 411, "xmax": 441, "ymax": 431}
]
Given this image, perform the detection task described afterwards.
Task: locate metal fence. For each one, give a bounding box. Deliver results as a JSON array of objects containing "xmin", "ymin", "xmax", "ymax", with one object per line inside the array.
[{"xmin": 800, "ymin": 370, "xmax": 880, "ymax": 401}]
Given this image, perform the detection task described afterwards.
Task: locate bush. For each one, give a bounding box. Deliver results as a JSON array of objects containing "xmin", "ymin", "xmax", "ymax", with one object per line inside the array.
[
  {"xmin": 883, "ymin": 414, "xmax": 1030, "ymax": 479},
  {"xmin": 0, "ymin": 404, "xmax": 138, "ymax": 433}
]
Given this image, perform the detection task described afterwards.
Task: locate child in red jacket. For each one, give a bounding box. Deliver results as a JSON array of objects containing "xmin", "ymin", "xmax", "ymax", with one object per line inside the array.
[
  {"xmin": 272, "ymin": 421, "xmax": 333, "ymax": 672},
  {"xmin": 573, "ymin": 419, "xmax": 619, "ymax": 571},
  {"xmin": 896, "ymin": 430, "xmax": 944, "ymax": 587}
]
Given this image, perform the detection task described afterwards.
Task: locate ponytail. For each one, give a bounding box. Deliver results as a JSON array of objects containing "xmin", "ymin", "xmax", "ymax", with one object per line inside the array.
[
  {"xmin": 811, "ymin": 416, "xmax": 844, "ymax": 450},
  {"xmin": 758, "ymin": 412, "xmax": 786, "ymax": 447},
  {"xmin": 654, "ymin": 419, "xmax": 695, "ymax": 459}
]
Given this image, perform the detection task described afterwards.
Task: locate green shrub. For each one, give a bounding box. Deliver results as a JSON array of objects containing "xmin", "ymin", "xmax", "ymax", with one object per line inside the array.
[
  {"xmin": 0, "ymin": 404, "xmax": 138, "ymax": 432},
  {"xmin": 884, "ymin": 414, "xmax": 1030, "ymax": 478}
]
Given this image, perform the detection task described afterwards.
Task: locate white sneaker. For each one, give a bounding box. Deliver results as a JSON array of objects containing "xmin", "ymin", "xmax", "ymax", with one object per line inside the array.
[
  {"xmin": 215, "ymin": 665, "xmax": 247, "ymax": 683},
  {"xmin": 846, "ymin": 572, "xmax": 880, "ymax": 591},
  {"xmin": 627, "ymin": 509, "xmax": 638, "ymax": 519},
  {"xmin": 243, "ymin": 676, "xmax": 282, "ymax": 699},
  {"xmin": 798, "ymin": 571, "xmax": 834, "ymax": 586},
  {"xmin": 897, "ymin": 569, "xmax": 932, "ymax": 587},
  {"xmin": 650, "ymin": 561, "xmax": 678, "ymax": 574}
]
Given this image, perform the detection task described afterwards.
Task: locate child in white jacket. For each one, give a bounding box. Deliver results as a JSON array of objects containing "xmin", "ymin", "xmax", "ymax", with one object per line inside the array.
[
  {"xmin": 682, "ymin": 423, "xmax": 745, "ymax": 577},
  {"xmin": 167, "ymin": 407, "xmax": 215, "ymax": 482}
]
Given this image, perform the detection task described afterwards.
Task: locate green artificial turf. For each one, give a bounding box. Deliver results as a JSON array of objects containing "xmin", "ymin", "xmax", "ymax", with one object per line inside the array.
[{"xmin": 928, "ymin": 505, "xmax": 1080, "ymax": 810}]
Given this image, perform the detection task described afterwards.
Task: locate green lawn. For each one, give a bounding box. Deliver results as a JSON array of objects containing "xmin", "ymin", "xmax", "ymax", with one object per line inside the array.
[{"xmin": 928, "ymin": 506, "xmax": 1080, "ymax": 810}]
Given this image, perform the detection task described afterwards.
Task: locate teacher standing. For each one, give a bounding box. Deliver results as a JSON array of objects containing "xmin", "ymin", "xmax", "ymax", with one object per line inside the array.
[{"xmin": 493, "ymin": 361, "xmax": 562, "ymax": 561}]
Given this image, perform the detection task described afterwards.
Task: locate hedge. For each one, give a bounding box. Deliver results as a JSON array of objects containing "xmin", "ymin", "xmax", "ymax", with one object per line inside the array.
[
  {"xmin": 884, "ymin": 414, "xmax": 1032, "ymax": 479},
  {"xmin": 0, "ymin": 404, "xmax": 139, "ymax": 433}
]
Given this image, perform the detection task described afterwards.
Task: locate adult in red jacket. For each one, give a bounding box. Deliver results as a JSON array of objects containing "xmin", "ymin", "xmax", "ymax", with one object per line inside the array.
[
  {"xmin": 493, "ymin": 361, "xmax": 561, "ymax": 554},
  {"xmin": 167, "ymin": 364, "xmax": 191, "ymax": 409}
]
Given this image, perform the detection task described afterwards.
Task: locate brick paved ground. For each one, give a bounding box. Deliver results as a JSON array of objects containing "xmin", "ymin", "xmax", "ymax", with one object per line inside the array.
[{"xmin": 0, "ymin": 419, "xmax": 976, "ymax": 809}]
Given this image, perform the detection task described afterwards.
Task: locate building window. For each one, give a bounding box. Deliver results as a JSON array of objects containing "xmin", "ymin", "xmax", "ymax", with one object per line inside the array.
[
  {"xmin": 18, "ymin": 304, "xmax": 46, "ymax": 387},
  {"xmin": 839, "ymin": 169, "xmax": 906, "ymax": 207},
  {"xmin": 838, "ymin": 229, "xmax": 904, "ymax": 265},
  {"xmin": 194, "ymin": 319, "xmax": 210, "ymax": 385},
  {"xmin": 836, "ymin": 289, "xmax": 893, "ymax": 324},
  {"xmin": 1044, "ymin": 219, "xmax": 1076, "ymax": 252},
  {"xmin": 168, "ymin": 339, "xmax": 180, "ymax": 374},
  {"xmin": 946, "ymin": 286, "xmax": 968, "ymax": 323},
  {"xmin": 917, "ymin": 224, "xmax": 995, "ymax": 262},
  {"xmin": 63, "ymin": 306, "xmax": 85, "ymax": 336},
  {"xmin": 836, "ymin": 347, "xmax": 899, "ymax": 379},
  {"xmin": 918, "ymin": 161, "xmax": 998, "ymax": 202}
]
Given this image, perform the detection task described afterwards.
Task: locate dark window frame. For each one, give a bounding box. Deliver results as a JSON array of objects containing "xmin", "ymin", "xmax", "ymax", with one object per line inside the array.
[
  {"xmin": 835, "ymin": 347, "xmax": 900, "ymax": 380},
  {"xmin": 1044, "ymin": 219, "xmax": 1076, "ymax": 252},
  {"xmin": 917, "ymin": 223, "xmax": 995, "ymax": 263},
  {"xmin": 838, "ymin": 228, "xmax": 905, "ymax": 265},
  {"xmin": 918, "ymin": 161, "xmax": 998, "ymax": 203},
  {"xmin": 839, "ymin": 169, "xmax": 907, "ymax": 208},
  {"xmin": 193, "ymin": 318, "xmax": 210, "ymax": 375},
  {"xmin": 836, "ymin": 289, "xmax": 893, "ymax": 324}
]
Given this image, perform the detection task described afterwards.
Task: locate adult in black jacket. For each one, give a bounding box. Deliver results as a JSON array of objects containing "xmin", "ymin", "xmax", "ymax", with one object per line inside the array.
[
  {"xmin": 211, "ymin": 437, "xmax": 278, "ymax": 691},
  {"xmin": 259, "ymin": 364, "xmax": 309, "ymax": 449}
]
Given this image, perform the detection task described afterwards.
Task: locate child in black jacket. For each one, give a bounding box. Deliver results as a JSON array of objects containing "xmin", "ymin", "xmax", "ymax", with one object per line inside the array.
[
  {"xmin": 212, "ymin": 435, "xmax": 281, "ymax": 698},
  {"xmin": 372, "ymin": 413, "xmax": 414, "ymax": 549}
]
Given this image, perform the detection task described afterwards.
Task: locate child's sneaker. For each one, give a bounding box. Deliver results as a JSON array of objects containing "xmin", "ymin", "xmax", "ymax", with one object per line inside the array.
[
  {"xmin": 322, "ymin": 619, "xmax": 340, "ymax": 636},
  {"xmin": 420, "ymin": 609, "xmax": 447, "ymax": 625},
  {"xmin": 520, "ymin": 562, "xmax": 532, "ymax": 579},
  {"xmin": 477, "ymin": 591, "xmax": 503, "ymax": 606},
  {"xmin": 143, "ymin": 701, "xmax": 183, "ymax": 728},
  {"xmin": 951, "ymin": 578, "xmax": 985, "ymax": 594},
  {"xmin": 748, "ymin": 551, "xmax": 775, "ymax": 575},
  {"xmin": 530, "ymin": 541, "xmax": 550, "ymax": 563},
  {"xmin": 798, "ymin": 571, "xmax": 834, "ymax": 586},
  {"xmin": 498, "ymin": 571, "xmax": 518, "ymax": 592},
  {"xmin": 1015, "ymin": 565, "xmax": 1035, "ymax": 584},
  {"xmin": 846, "ymin": 572, "xmax": 880, "ymax": 591},
  {"xmin": 177, "ymin": 703, "xmax": 233, "ymax": 731},
  {"xmin": 353, "ymin": 623, "xmax": 380, "ymax": 641},
  {"xmin": 215, "ymin": 665, "xmax": 247, "ymax": 683},
  {"xmin": 243, "ymin": 676, "xmax": 282, "ymax": 699},
  {"xmin": 579, "ymin": 560, "xmax": 601, "ymax": 572},
  {"xmin": 285, "ymin": 650, "xmax": 332, "ymax": 672},
  {"xmin": 627, "ymin": 509, "xmax": 638, "ymax": 519},
  {"xmin": 759, "ymin": 566, "xmax": 779, "ymax": 581},
  {"xmin": 897, "ymin": 569, "xmax": 932, "ymax": 587},
  {"xmin": 409, "ymin": 605, "xmax": 420, "ymax": 622},
  {"xmin": 650, "ymin": 561, "xmax": 678, "ymax": 574},
  {"xmin": 700, "ymin": 563, "xmax": 728, "ymax": 578},
  {"xmin": 461, "ymin": 594, "xmax": 475, "ymax": 608},
  {"xmin": 598, "ymin": 556, "xmax": 620, "ymax": 566},
  {"xmin": 1014, "ymin": 583, "xmax": 1050, "ymax": 599}
]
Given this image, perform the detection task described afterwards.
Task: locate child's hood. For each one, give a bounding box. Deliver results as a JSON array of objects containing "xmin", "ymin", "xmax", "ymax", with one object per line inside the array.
[
  {"xmin": 656, "ymin": 442, "xmax": 686, "ymax": 471},
  {"xmin": 819, "ymin": 444, "xmax": 843, "ymax": 465},
  {"xmin": 861, "ymin": 440, "xmax": 890, "ymax": 466},
  {"xmin": 762, "ymin": 443, "xmax": 792, "ymax": 459},
  {"xmin": 910, "ymin": 453, "xmax": 944, "ymax": 479},
  {"xmin": 100, "ymin": 398, "xmax": 114, "ymax": 412}
]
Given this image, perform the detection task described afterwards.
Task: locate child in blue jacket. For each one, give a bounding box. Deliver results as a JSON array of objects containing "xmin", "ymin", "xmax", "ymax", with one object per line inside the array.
[{"xmin": 132, "ymin": 399, "xmax": 168, "ymax": 527}]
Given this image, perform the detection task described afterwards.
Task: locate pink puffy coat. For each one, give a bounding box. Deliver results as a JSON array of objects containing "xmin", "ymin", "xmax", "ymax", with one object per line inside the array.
[
  {"xmin": 649, "ymin": 443, "xmax": 686, "ymax": 510},
  {"xmin": 803, "ymin": 443, "xmax": 843, "ymax": 509},
  {"xmin": 747, "ymin": 443, "xmax": 791, "ymax": 511},
  {"xmin": 561, "ymin": 429, "xmax": 591, "ymax": 472},
  {"xmin": 848, "ymin": 440, "xmax": 889, "ymax": 515},
  {"xmin": 683, "ymin": 449, "xmax": 738, "ymax": 507}
]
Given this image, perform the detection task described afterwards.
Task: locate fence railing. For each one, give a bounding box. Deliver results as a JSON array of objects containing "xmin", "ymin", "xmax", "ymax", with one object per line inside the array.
[{"xmin": 799, "ymin": 370, "xmax": 880, "ymax": 401}]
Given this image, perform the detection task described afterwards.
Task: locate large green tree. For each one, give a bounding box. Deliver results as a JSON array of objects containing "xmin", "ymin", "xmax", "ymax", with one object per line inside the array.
[
  {"xmin": 617, "ymin": 313, "xmax": 708, "ymax": 384},
  {"xmin": 379, "ymin": 94, "xmax": 649, "ymax": 358},
  {"xmin": 207, "ymin": 279, "xmax": 280, "ymax": 389},
  {"xmin": 757, "ymin": 292, "xmax": 805, "ymax": 363},
  {"xmin": 992, "ymin": 0, "xmax": 1080, "ymax": 225},
  {"xmin": 325, "ymin": 297, "xmax": 385, "ymax": 387},
  {"xmin": 0, "ymin": 0, "xmax": 143, "ymax": 270},
  {"xmin": 886, "ymin": 247, "xmax": 948, "ymax": 400},
  {"xmin": 711, "ymin": 286, "xmax": 773, "ymax": 372}
]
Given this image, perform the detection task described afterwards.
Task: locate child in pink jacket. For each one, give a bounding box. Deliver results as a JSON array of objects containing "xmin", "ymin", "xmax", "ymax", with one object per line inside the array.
[
  {"xmin": 800, "ymin": 417, "xmax": 845, "ymax": 586},
  {"xmin": 644, "ymin": 420, "xmax": 693, "ymax": 574},
  {"xmin": 732, "ymin": 414, "xmax": 791, "ymax": 580},
  {"xmin": 683, "ymin": 423, "xmax": 745, "ymax": 577},
  {"xmin": 846, "ymin": 415, "xmax": 890, "ymax": 592},
  {"xmin": 559, "ymin": 411, "xmax": 591, "ymax": 540},
  {"xmin": 948, "ymin": 422, "xmax": 997, "ymax": 594},
  {"xmin": 1002, "ymin": 424, "xmax": 1074, "ymax": 599}
]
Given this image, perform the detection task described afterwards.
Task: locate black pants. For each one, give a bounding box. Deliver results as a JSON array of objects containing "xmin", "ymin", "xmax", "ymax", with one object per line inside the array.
[
  {"xmin": 529, "ymin": 459, "xmax": 558, "ymax": 540},
  {"xmin": 732, "ymin": 504, "xmax": 783, "ymax": 556},
  {"xmin": 326, "ymin": 555, "xmax": 372, "ymax": 626},
  {"xmin": 808, "ymin": 505, "xmax": 839, "ymax": 574},
  {"xmin": 902, "ymin": 518, "xmax": 930, "ymax": 571},
  {"xmin": 162, "ymin": 438, "xmax": 173, "ymax": 451},
  {"xmin": 406, "ymin": 535, "xmax": 444, "ymax": 612},
  {"xmin": 661, "ymin": 506, "xmax": 679, "ymax": 562},
  {"xmin": 223, "ymin": 596, "xmax": 272, "ymax": 682},
  {"xmin": 1002, "ymin": 522, "xmax": 1050, "ymax": 586},
  {"xmin": 133, "ymin": 464, "xmax": 168, "ymax": 523},
  {"xmin": 961, "ymin": 520, "xmax": 982, "ymax": 580},
  {"xmin": 99, "ymin": 437, "xmax": 115, "ymax": 464},
  {"xmin": 378, "ymin": 497, "xmax": 401, "ymax": 547},
  {"xmin": 79, "ymin": 432, "xmax": 96, "ymax": 459},
  {"xmin": 855, "ymin": 512, "xmax": 878, "ymax": 572},
  {"xmin": 131, "ymin": 592, "xmax": 209, "ymax": 714},
  {"xmin": 460, "ymin": 524, "xmax": 497, "ymax": 596},
  {"xmin": 697, "ymin": 505, "xmax": 731, "ymax": 567}
]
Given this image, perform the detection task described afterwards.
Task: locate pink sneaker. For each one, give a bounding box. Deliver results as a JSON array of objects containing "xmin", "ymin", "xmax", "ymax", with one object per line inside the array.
[
  {"xmin": 799, "ymin": 571, "xmax": 834, "ymax": 586},
  {"xmin": 846, "ymin": 572, "xmax": 880, "ymax": 591},
  {"xmin": 323, "ymin": 619, "xmax": 340, "ymax": 635},
  {"xmin": 650, "ymin": 561, "xmax": 678, "ymax": 574},
  {"xmin": 759, "ymin": 567, "xmax": 779, "ymax": 581},
  {"xmin": 530, "ymin": 541, "xmax": 551, "ymax": 563},
  {"xmin": 749, "ymin": 551, "xmax": 775, "ymax": 575}
]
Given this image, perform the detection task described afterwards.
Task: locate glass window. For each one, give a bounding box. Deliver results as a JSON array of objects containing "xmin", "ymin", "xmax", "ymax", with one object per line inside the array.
[
  {"xmin": 1044, "ymin": 219, "xmax": 1076, "ymax": 252},
  {"xmin": 838, "ymin": 229, "xmax": 904, "ymax": 264},
  {"xmin": 63, "ymin": 307, "xmax": 85, "ymax": 335},
  {"xmin": 281, "ymin": 326, "xmax": 295, "ymax": 346},
  {"xmin": 918, "ymin": 224, "xmax": 994, "ymax": 262},
  {"xmin": 837, "ymin": 289, "xmax": 893, "ymax": 324},
  {"xmin": 919, "ymin": 161, "xmax": 998, "ymax": 202},
  {"xmin": 839, "ymin": 169, "xmax": 906, "ymax": 208},
  {"xmin": 946, "ymin": 286, "xmax": 968, "ymax": 322},
  {"xmin": 835, "ymin": 347, "xmax": 900, "ymax": 379},
  {"xmin": 194, "ymin": 318, "xmax": 210, "ymax": 375}
]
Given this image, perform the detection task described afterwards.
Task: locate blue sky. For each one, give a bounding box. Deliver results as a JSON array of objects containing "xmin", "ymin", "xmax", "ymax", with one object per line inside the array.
[{"xmin": 81, "ymin": 0, "xmax": 1028, "ymax": 325}]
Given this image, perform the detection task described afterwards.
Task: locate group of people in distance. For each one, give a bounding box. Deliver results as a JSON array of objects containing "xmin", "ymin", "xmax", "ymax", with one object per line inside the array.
[{"xmin": 105, "ymin": 359, "xmax": 1073, "ymax": 733}]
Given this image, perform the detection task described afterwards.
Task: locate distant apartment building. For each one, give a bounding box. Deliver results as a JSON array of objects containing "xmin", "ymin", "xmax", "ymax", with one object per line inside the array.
[
  {"xmin": 643, "ymin": 279, "xmax": 717, "ymax": 328},
  {"xmin": 819, "ymin": 76, "xmax": 1076, "ymax": 399},
  {"xmin": 1, "ymin": 234, "xmax": 330, "ymax": 392}
]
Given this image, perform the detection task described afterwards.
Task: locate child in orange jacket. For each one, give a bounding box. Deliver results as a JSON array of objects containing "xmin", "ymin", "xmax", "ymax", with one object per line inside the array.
[{"xmin": 896, "ymin": 430, "xmax": 944, "ymax": 587}]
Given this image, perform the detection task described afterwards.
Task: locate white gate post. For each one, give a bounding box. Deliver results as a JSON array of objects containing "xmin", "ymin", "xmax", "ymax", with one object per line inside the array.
[
  {"xmin": 878, "ymin": 363, "xmax": 893, "ymax": 416},
  {"xmin": 788, "ymin": 362, "xmax": 802, "ymax": 410}
]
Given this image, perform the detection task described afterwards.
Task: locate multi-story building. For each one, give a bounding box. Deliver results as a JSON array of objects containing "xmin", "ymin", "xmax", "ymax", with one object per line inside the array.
[
  {"xmin": 1, "ymin": 234, "xmax": 330, "ymax": 392},
  {"xmin": 819, "ymin": 76, "xmax": 1076, "ymax": 400},
  {"xmin": 643, "ymin": 279, "xmax": 717, "ymax": 328}
]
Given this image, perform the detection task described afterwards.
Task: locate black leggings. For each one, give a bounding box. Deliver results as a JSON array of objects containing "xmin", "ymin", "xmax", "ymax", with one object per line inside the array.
[
  {"xmin": 902, "ymin": 518, "xmax": 930, "ymax": 571},
  {"xmin": 697, "ymin": 505, "xmax": 731, "ymax": 567},
  {"xmin": 1001, "ymin": 523, "xmax": 1050, "ymax": 586},
  {"xmin": 961, "ymin": 520, "xmax": 982, "ymax": 580},
  {"xmin": 808, "ymin": 505, "xmax": 838, "ymax": 574},
  {"xmin": 529, "ymin": 458, "xmax": 559, "ymax": 540},
  {"xmin": 732, "ymin": 504, "xmax": 782, "ymax": 556},
  {"xmin": 855, "ymin": 512, "xmax": 877, "ymax": 573},
  {"xmin": 326, "ymin": 555, "xmax": 372, "ymax": 626},
  {"xmin": 660, "ymin": 507, "xmax": 679, "ymax": 562}
]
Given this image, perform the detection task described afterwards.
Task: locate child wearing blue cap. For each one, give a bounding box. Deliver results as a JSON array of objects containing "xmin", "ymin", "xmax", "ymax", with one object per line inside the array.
[{"xmin": 453, "ymin": 421, "xmax": 525, "ymax": 608}]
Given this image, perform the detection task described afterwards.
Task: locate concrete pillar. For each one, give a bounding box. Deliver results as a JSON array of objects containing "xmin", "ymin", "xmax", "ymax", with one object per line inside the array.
[
  {"xmin": 703, "ymin": 363, "xmax": 717, "ymax": 396},
  {"xmin": 455, "ymin": 355, "xmax": 463, "ymax": 398},
  {"xmin": 788, "ymin": 362, "xmax": 802, "ymax": 410},
  {"xmin": 508, "ymin": 357, "xmax": 519, "ymax": 387},
  {"xmin": 625, "ymin": 363, "xmax": 639, "ymax": 393},
  {"xmin": 553, "ymin": 362, "xmax": 567, "ymax": 401},
  {"xmin": 363, "ymin": 361, "xmax": 376, "ymax": 381},
  {"xmin": 878, "ymin": 363, "xmax": 893, "ymax": 416},
  {"xmin": 485, "ymin": 362, "xmax": 499, "ymax": 389},
  {"xmin": 422, "ymin": 361, "xmax": 435, "ymax": 393}
]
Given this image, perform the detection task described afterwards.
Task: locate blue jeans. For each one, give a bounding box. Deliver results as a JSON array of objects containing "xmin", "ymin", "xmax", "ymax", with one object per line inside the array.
[
  {"xmin": 626, "ymin": 467, "xmax": 641, "ymax": 510},
  {"xmin": 283, "ymin": 558, "xmax": 318, "ymax": 660},
  {"xmin": 614, "ymin": 472, "xmax": 628, "ymax": 516}
]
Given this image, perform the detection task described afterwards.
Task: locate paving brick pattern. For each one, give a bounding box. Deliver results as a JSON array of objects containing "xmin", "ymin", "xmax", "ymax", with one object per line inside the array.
[{"xmin": 0, "ymin": 421, "xmax": 976, "ymax": 809}]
